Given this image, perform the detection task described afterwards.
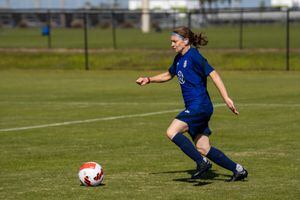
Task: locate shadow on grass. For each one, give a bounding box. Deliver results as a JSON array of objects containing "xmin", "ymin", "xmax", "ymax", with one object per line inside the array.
[
  {"xmin": 151, "ymin": 169, "xmax": 232, "ymax": 186},
  {"xmin": 80, "ymin": 183, "xmax": 106, "ymax": 187}
]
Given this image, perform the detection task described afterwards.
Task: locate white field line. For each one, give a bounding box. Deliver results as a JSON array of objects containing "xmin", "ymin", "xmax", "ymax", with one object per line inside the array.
[
  {"xmin": 0, "ymin": 109, "xmax": 181, "ymax": 132},
  {"xmin": 0, "ymin": 101, "xmax": 182, "ymax": 106},
  {"xmin": 1, "ymin": 103, "xmax": 300, "ymax": 133}
]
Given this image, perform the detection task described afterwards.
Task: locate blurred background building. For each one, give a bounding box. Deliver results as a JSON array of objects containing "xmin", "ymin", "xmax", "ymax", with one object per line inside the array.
[
  {"xmin": 0, "ymin": 0, "xmax": 299, "ymax": 10},
  {"xmin": 0, "ymin": 0, "xmax": 126, "ymax": 9}
]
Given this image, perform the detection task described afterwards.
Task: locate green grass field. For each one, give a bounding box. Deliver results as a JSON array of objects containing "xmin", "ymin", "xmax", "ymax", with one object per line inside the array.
[
  {"xmin": 0, "ymin": 23, "xmax": 300, "ymax": 49},
  {"xmin": 0, "ymin": 70, "xmax": 299, "ymax": 199},
  {"xmin": 0, "ymin": 49, "xmax": 299, "ymax": 71}
]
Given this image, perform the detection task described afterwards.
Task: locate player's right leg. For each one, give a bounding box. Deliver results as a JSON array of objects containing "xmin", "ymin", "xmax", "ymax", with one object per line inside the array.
[{"xmin": 166, "ymin": 119, "xmax": 211, "ymax": 179}]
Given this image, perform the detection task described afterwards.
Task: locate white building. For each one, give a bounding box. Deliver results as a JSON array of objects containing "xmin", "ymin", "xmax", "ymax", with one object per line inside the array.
[
  {"xmin": 1, "ymin": 0, "xmax": 299, "ymax": 10},
  {"xmin": 271, "ymin": 0, "xmax": 300, "ymax": 7},
  {"xmin": 129, "ymin": 0, "xmax": 199, "ymax": 10},
  {"xmin": 128, "ymin": 0, "xmax": 275, "ymax": 10}
]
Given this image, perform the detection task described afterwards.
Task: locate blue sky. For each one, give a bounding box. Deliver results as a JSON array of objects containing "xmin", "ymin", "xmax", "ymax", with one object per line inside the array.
[
  {"xmin": 0, "ymin": 0, "xmax": 271, "ymax": 9},
  {"xmin": 0, "ymin": 0, "xmax": 127, "ymax": 9}
]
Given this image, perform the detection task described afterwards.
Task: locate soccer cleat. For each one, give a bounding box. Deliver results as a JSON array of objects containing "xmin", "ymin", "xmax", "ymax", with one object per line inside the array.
[
  {"xmin": 226, "ymin": 169, "xmax": 248, "ymax": 182},
  {"xmin": 191, "ymin": 160, "xmax": 212, "ymax": 179}
]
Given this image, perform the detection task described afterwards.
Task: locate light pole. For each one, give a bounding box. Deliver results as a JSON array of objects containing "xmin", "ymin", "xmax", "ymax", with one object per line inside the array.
[
  {"xmin": 141, "ymin": 0, "xmax": 150, "ymax": 33},
  {"xmin": 60, "ymin": 0, "xmax": 66, "ymax": 27},
  {"xmin": 5, "ymin": 0, "xmax": 10, "ymax": 8},
  {"xmin": 113, "ymin": 0, "xmax": 118, "ymax": 9},
  {"xmin": 34, "ymin": 0, "xmax": 40, "ymax": 9},
  {"xmin": 60, "ymin": 0, "xmax": 65, "ymax": 9}
]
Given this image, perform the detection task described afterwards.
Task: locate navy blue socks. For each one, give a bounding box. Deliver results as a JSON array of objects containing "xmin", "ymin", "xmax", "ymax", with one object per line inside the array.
[
  {"xmin": 172, "ymin": 133, "xmax": 204, "ymax": 165},
  {"xmin": 206, "ymin": 146, "xmax": 237, "ymax": 172},
  {"xmin": 171, "ymin": 134, "xmax": 241, "ymax": 173}
]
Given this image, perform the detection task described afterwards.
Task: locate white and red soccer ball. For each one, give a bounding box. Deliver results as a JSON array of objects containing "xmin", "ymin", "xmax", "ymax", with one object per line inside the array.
[{"xmin": 78, "ymin": 162, "xmax": 104, "ymax": 186}]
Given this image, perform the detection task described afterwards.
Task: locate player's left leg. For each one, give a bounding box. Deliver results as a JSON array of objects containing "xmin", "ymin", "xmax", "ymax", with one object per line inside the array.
[{"xmin": 194, "ymin": 134, "xmax": 248, "ymax": 182}]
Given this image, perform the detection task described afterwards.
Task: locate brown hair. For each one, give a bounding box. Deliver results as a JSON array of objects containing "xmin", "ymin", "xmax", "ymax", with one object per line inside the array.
[{"xmin": 172, "ymin": 26, "xmax": 208, "ymax": 48}]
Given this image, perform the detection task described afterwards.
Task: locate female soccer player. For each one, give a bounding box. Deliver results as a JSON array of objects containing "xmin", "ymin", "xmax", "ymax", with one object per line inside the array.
[{"xmin": 136, "ymin": 26, "xmax": 248, "ymax": 181}]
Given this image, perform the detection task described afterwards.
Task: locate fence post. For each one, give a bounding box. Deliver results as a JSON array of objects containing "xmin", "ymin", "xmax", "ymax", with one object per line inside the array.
[
  {"xmin": 111, "ymin": 11, "xmax": 117, "ymax": 49},
  {"xmin": 47, "ymin": 10, "xmax": 52, "ymax": 48},
  {"xmin": 83, "ymin": 12, "xmax": 89, "ymax": 70},
  {"xmin": 239, "ymin": 9, "xmax": 244, "ymax": 50},
  {"xmin": 286, "ymin": 8, "xmax": 290, "ymax": 71}
]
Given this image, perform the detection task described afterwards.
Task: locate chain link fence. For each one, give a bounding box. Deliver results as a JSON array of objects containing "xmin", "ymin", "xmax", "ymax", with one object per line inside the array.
[{"xmin": 0, "ymin": 8, "xmax": 299, "ymax": 70}]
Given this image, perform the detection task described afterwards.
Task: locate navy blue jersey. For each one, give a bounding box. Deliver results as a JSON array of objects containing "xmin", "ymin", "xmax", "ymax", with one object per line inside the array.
[{"xmin": 168, "ymin": 48, "xmax": 214, "ymax": 111}]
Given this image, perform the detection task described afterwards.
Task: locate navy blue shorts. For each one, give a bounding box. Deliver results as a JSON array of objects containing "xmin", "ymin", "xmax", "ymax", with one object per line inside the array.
[{"xmin": 175, "ymin": 107, "xmax": 213, "ymax": 140}]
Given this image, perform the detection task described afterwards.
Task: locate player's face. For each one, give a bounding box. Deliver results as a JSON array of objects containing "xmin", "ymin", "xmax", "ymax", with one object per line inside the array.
[{"xmin": 171, "ymin": 35, "xmax": 186, "ymax": 53}]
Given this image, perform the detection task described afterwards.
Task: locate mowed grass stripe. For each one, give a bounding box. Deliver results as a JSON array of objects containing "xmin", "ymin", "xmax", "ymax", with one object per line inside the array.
[{"xmin": 1, "ymin": 103, "xmax": 299, "ymax": 132}]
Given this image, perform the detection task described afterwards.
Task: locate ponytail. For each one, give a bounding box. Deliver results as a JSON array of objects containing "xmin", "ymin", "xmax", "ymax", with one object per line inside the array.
[
  {"xmin": 192, "ymin": 32, "xmax": 208, "ymax": 48},
  {"xmin": 173, "ymin": 26, "xmax": 208, "ymax": 49}
]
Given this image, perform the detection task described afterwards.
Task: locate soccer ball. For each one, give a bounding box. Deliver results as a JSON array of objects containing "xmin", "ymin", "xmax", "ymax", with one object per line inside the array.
[{"xmin": 78, "ymin": 162, "xmax": 104, "ymax": 186}]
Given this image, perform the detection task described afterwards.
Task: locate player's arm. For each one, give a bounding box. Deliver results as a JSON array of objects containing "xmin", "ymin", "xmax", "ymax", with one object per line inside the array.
[
  {"xmin": 136, "ymin": 71, "xmax": 173, "ymax": 86},
  {"xmin": 209, "ymin": 70, "xmax": 239, "ymax": 115}
]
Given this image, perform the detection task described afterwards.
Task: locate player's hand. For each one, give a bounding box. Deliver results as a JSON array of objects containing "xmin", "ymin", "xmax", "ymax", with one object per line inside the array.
[
  {"xmin": 136, "ymin": 77, "xmax": 150, "ymax": 86},
  {"xmin": 225, "ymin": 97, "xmax": 239, "ymax": 115}
]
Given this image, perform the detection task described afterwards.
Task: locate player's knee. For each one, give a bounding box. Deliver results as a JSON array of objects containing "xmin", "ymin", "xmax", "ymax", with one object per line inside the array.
[
  {"xmin": 166, "ymin": 129, "xmax": 177, "ymax": 140},
  {"xmin": 196, "ymin": 144, "xmax": 210, "ymax": 156}
]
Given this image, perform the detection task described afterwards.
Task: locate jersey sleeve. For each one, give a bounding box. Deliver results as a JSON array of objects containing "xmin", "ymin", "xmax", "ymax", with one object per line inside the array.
[
  {"xmin": 168, "ymin": 64, "xmax": 176, "ymax": 76},
  {"xmin": 191, "ymin": 49, "xmax": 215, "ymax": 76},
  {"xmin": 168, "ymin": 54, "xmax": 179, "ymax": 76},
  {"xmin": 203, "ymin": 59, "xmax": 214, "ymax": 76}
]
